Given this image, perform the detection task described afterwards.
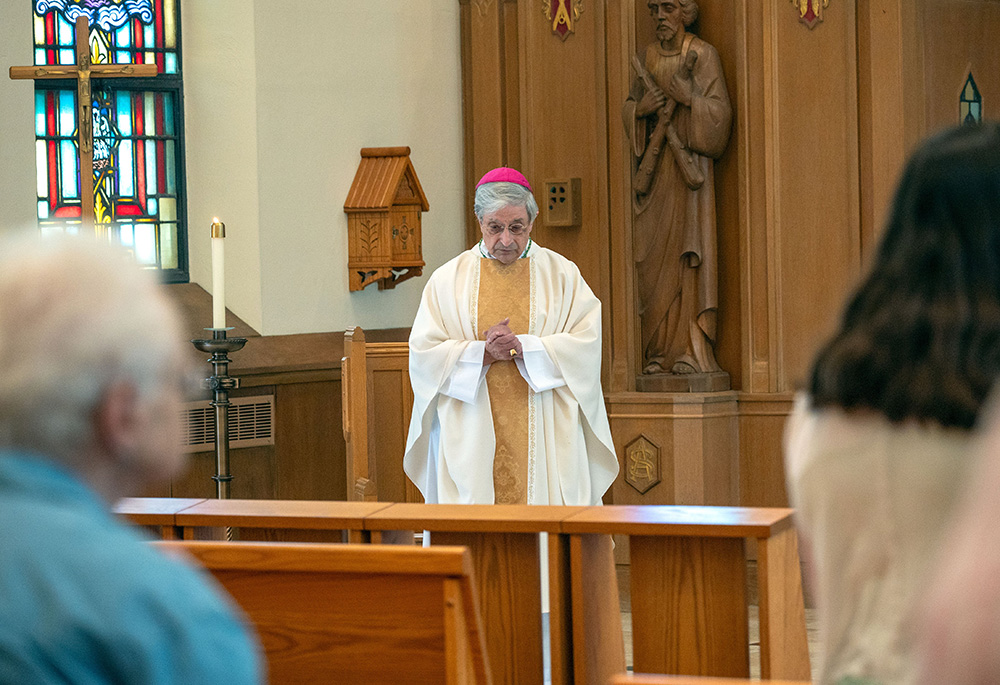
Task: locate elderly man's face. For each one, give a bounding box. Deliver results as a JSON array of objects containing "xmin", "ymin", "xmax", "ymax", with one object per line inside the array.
[
  {"xmin": 649, "ymin": 1, "xmax": 684, "ymax": 44},
  {"xmin": 480, "ymin": 205, "xmax": 533, "ymax": 265}
]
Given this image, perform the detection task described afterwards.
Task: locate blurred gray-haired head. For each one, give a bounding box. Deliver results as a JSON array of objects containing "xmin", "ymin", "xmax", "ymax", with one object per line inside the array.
[{"xmin": 0, "ymin": 233, "xmax": 185, "ymax": 470}]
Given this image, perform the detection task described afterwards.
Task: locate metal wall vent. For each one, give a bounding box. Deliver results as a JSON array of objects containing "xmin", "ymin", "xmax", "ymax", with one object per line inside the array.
[{"xmin": 181, "ymin": 395, "xmax": 275, "ymax": 453}]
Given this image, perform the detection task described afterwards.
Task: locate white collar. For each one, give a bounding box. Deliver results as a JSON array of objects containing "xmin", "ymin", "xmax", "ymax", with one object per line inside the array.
[{"xmin": 478, "ymin": 238, "xmax": 533, "ymax": 260}]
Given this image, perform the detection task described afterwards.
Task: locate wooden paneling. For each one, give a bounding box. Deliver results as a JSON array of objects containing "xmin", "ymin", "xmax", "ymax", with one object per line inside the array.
[
  {"xmin": 630, "ymin": 535, "xmax": 749, "ymax": 677},
  {"xmin": 460, "ymin": 0, "xmax": 521, "ymax": 232},
  {"xmin": 856, "ymin": 0, "xmax": 1000, "ymax": 257},
  {"xmin": 733, "ymin": 0, "xmax": 772, "ymax": 394},
  {"xmin": 140, "ymin": 288, "xmax": 408, "ymax": 502},
  {"xmin": 274, "ymin": 380, "xmax": 345, "ymax": 501},
  {"xmin": 737, "ymin": 393, "xmax": 795, "ymax": 508},
  {"xmin": 371, "ymin": 350, "xmax": 415, "ymax": 502},
  {"xmin": 174, "ymin": 444, "xmax": 276, "ymax": 500},
  {"xmin": 161, "ymin": 285, "xmax": 359, "ymax": 502},
  {"xmin": 521, "ymin": 0, "xmax": 615, "ymax": 383},
  {"xmin": 857, "ymin": 0, "xmax": 925, "ymax": 259},
  {"xmin": 751, "ymin": 2, "xmax": 862, "ymax": 391},
  {"xmin": 607, "ymin": 2, "xmax": 636, "ymax": 392},
  {"xmin": 697, "ymin": 2, "xmax": 744, "ymax": 391},
  {"xmin": 922, "ymin": 0, "xmax": 1000, "ymax": 132},
  {"xmin": 433, "ymin": 531, "xmax": 543, "ymax": 685},
  {"xmin": 168, "ymin": 378, "xmax": 347, "ymax": 502}
]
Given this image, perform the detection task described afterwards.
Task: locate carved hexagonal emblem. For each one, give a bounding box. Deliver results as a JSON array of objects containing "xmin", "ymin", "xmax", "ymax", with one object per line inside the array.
[{"xmin": 625, "ymin": 435, "xmax": 660, "ymax": 495}]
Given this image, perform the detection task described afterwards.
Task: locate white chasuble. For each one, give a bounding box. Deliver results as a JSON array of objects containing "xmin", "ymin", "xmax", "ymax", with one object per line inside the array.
[{"xmin": 404, "ymin": 242, "xmax": 619, "ymax": 506}]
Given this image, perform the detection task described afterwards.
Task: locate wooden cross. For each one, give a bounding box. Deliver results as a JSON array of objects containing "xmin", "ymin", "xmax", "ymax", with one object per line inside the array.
[{"xmin": 8, "ymin": 15, "xmax": 157, "ymax": 232}]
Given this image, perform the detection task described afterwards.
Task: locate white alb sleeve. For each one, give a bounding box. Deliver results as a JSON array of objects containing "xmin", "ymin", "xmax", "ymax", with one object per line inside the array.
[
  {"xmin": 514, "ymin": 334, "xmax": 566, "ymax": 392},
  {"xmin": 440, "ymin": 341, "xmax": 488, "ymax": 404}
]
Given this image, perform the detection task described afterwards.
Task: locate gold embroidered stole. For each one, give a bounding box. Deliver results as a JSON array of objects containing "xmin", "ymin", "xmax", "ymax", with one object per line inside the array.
[{"xmin": 478, "ymin": 257, "xmax": 531, "ymax": 504}]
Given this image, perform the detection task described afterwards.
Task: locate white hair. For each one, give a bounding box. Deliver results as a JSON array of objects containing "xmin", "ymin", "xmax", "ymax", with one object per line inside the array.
[
  {"xmin": 473, "ymin": 182, "xmax": 539, "ymax": 224},
  {"xmin": 0, "ymin": 232, "xmax": 184, "ymax": 466}
]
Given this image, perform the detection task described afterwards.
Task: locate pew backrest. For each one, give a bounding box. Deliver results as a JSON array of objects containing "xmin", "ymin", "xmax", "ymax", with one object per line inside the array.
[
  {"xmin": 153, "ymin": 541, "xmax": 490, "ymax": 685},
  {"xmin": 342, "ymin": 326, "xmax": 418, "ymax": 502}
]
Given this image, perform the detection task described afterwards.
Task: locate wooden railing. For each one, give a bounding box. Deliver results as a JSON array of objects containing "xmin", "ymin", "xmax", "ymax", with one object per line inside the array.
[{"xmin": 118, "ymin": 499, "xmax": 811, "ymax": 684}]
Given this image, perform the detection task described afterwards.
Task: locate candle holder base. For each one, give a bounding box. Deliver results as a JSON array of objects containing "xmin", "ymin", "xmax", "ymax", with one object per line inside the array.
[{"xmin": 191, "ymin": 328, "xmax": 247, "ymax": 503}]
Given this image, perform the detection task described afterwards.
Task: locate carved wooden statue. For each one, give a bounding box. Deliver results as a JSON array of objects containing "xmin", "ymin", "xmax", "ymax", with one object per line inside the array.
[{"xmin": 624, "ymin": 0, "xmax": 731, "ymax": 380}]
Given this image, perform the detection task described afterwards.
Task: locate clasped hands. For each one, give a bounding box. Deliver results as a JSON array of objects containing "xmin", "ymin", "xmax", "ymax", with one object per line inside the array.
[{"xmin": 482, "ymin": 317, "xmax": 522, "ymax": 365}]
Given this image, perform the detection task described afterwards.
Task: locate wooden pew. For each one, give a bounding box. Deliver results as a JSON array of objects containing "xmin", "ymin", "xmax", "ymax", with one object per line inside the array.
[
  {"xmin": 341, "ymin": 326, "xmax": 419, "ymax": 502},
  {"xmin": 154, "ymin": 541, "xmax": 491, "ymax": 685},
  {"xmin": 561, "ymin": 506, "xmax": 810, "ymax": 681},
  {"xmin": 128, "ymin": 499, "xmax": 810, "ymax": 684},
  {"xmin": 167, "ymin": 500, "xmax": 584, "ymax": 685},
  {"xmin": 364, "ymin": 503, "xmax": 610, "ymax": 685}
]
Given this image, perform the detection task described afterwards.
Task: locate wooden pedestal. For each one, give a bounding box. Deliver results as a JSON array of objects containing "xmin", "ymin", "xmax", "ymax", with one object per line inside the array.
[{"xmin": 606, "ymin": 391, "xmax": 739, "ymax": 507}]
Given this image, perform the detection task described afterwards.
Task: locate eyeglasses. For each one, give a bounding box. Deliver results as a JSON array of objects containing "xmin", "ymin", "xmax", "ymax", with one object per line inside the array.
[{"xmin": 485, "ymin": 222, "xmax": 527, "ymax": 236}]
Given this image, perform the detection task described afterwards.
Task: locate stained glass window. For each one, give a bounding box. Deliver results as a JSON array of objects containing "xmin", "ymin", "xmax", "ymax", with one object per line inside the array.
[
  {"xmin": 32, "ymin": 0, "xmax": 187, "ymax": 281},
  {"xmin": 960, "ymin": 73, "xmax": 982, "ymax": 126}
]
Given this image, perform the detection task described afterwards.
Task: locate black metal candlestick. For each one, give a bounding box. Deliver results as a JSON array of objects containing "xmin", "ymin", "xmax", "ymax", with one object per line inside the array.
[{"xmin": 191, "ymin": 328, "xmax": 247, "ymax": 499}]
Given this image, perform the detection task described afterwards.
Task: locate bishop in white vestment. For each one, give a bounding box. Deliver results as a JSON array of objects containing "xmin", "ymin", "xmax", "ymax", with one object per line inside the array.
[{"xmin": 404, "ymin": 168, "xmax": 619, "ymax": 506}]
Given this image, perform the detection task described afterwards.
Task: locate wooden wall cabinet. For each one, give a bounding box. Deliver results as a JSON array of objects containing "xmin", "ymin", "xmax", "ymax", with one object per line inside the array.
[{"xmin": 344, "ymin": 146, "xmax": 428, "ymax": 292}]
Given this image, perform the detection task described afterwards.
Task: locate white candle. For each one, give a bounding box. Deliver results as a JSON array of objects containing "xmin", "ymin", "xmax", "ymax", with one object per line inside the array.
[{"xmin": 211, "ymin": 218, "xmax": 226, "ymax": 329}]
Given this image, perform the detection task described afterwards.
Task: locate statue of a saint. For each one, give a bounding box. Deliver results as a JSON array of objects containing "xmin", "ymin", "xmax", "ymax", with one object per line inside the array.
[{"xmin": 624, "ymin": 0, "xmax": 732, "ymax": 376}]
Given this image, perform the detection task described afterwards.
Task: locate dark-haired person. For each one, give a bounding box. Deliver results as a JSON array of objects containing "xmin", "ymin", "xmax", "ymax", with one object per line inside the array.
[{"xmin": 783, "ymin": 121, "xmax": 1000, "ymax": 685}]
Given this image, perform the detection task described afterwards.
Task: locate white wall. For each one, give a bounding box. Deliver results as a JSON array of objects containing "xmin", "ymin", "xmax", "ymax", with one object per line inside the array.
[
  {"xmin": 0, "ymin": 4, "xmax": 42, "ymax": 234},
  {"xmin": 186, "ymin": 0, "xmax": 467, "ymax": 335},
  {"xmin": 183, "ymin": 0, "xmax": 265, "ymax": 332}
]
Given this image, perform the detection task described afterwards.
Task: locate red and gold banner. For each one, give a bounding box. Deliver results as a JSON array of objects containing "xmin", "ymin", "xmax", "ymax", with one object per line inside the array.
[
  {"xmin": 544, "ymin": 0, "xmax": 582, "ymax": 41},
  {"xmin": 791, "ymin": 0, "xmax": 829, "ymax": 29}
]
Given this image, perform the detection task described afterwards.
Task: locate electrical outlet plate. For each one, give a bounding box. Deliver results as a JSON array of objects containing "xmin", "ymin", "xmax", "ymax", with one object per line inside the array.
[{"xmin": 542, "ymin": 178, "xmax": 582, "ymax": 227}]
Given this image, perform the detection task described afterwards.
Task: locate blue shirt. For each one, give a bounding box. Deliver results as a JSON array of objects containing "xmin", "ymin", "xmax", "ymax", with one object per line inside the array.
[{"xmin": 0, "ymin": 452, "xmax": 264, "ymax": 684}]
